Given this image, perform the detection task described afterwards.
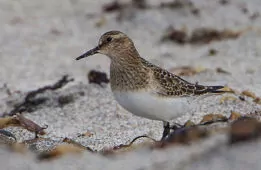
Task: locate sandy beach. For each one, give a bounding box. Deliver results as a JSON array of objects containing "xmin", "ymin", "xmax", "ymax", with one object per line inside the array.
[{"xmin": 0, "ymin": 0, "xmax": 261, "ymax": 169}]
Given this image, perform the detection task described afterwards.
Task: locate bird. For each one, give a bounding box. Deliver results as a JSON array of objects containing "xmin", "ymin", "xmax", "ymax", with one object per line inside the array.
[{"xmin": 76, "ymin": 31, "xmax": 229, "ymax": 140}]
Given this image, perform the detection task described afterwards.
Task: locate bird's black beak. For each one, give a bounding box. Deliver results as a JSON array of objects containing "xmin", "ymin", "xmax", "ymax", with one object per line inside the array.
[{"xmin": 75, "ymin": 46, "xmax": 100, "ymax": 60}]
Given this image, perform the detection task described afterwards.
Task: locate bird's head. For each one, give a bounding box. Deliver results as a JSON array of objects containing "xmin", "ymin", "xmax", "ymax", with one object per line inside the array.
[{"xmin": 76, "ymin": 31, "xmax": 138, "ymax": 62}]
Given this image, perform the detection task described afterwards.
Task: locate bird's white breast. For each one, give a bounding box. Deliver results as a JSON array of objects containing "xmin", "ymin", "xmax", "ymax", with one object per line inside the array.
[{"xmin": 113, "ymin": 91, "xmax": 191, "ymax": 121}]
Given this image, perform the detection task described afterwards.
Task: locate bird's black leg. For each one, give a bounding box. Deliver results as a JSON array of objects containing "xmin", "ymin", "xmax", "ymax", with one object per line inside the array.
[
  {"xmin": 161, "ymin": 121, "xmax": 170, "ymax": 140},
  {"xmin": 170, "ymin": 123, "xmax": 183, "ymax": 130}
]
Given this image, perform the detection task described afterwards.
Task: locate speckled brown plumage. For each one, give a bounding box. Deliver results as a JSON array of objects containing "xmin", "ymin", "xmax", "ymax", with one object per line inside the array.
[
  {"xmin": 110, "ymin": 54, "xmax": 226, "ymax": 97},
  {"xmin": 110, "ymin": 60, "xmax": 150, "ymax": 91},
  {"xmin": 140, "ymin": 58, "xmax": 226, "ymax": 97}
]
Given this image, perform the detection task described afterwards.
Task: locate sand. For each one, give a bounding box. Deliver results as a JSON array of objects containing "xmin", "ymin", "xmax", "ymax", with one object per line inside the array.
[{"xmin": 0, "ymin": 0, "xmax": 261, "ymax": 169}]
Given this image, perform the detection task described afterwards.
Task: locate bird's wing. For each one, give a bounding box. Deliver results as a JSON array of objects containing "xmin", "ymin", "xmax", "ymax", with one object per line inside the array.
[{"xmin": 143, "ymin": 62, "xmax": 228, "ymax": 97}]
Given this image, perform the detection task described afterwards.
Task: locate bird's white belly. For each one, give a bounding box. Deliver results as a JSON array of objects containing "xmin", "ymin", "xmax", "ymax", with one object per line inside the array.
[{"xmin": 113, "ymin": 91, "xmax": 191, "ymax": 121}]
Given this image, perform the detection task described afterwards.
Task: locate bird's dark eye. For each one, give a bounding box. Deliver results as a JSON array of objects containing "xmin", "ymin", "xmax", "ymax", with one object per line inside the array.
[{"xmin": 106, "ymin": 37, "xmax": 112, "ymax": 42}]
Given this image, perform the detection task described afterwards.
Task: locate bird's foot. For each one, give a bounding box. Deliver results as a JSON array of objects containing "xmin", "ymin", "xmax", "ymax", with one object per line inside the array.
[
  {"xmin": 161, "ymin": 122, "xmax": 170, "ymax": 141},
  {"xmin": 161, "ymin": 122, "xmax": 183, "ymax": 141},
  {"xmin": 170, "ymin": 123, "xmax": 183, "ymax": 130}
]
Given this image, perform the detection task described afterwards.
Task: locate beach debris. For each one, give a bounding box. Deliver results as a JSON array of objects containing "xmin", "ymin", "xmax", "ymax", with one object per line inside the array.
[
  {"xmin": 132, "ymin": 0, "xmax": 147, "ymax": 9},
  {"xmin": 200, "ymin": 114, "xmax": 228, "ymax": 125},
  {"xmin": 103, "ymin": 0, "xmax": 197, "ymax": 15},
  {"xmin": 58, "ymin": 94, "xmax": 75, "ymax": 107},
  {"xmin": 162, "ymin": 27, "xmax": 242, "ymax": 44},
  {"xmin": 220, "ymin": 95, "xmax": 238, "ymax": 104},
  {"xmin": 88, "ymin": 70, "xmax": 109, "ymax": 86},
  {"xmin": 189, "ymin": 28, "xmax": 241, "ymax": 44},
  {"xmin": 102, "ymin": 135, "xmax": 156, "ymax": 155},
  {"xmin": 156, "ymin": 126, "xmax": 208, "ymax": 148},
  {"xmin": 170, "ymin": 66, "xmax": 206, "ymax": 76},
  {"xmin": 0, "ymin": 114, "xmax": 47, "ymax": 138},
  {"xmin": 0, "ymin": 129, "xmax": 16, "ymax": 144},
  {"xmin": 219, "ymin": 0, "xmax": 229, "ymax": 5},
  {"xmin": 160, "ymin": 0, "xmax": 194, "ymax": 9},
  {"xmin": 241, "ymin": 90, "xmax": 261, "ymax": 105},
  {"xmin": 183, "ymin": 120, "xmax": 196, "ymax": 127},
  {"xmin": 216, "ymin": 67, "xmax": 231, "ymax": 74},
  {"xmin": 208, "ymin": 48, "xmax": 218, "ymax": 56},
  {"xmin": 241, "ymin": 90, "xmax": 257, "ymax": 98},
  {"xmin": 229, "ymin": 117, "xmax": 261, "ymax": 144},
  {"xmin": 102, "ymin": 1, "xmax": 123, "ymax": 12},
  {"xmin": 63, "ymin": 137, "xmax": 94, "ymax": 152},
  {"xmin": 0, "ymin": 116, "xmax": 20, "ymax": 129},
  {"xmin": 161, "ymin": 27, "xmax": 187, "ymax": 44},
  {"xmin": 5, "ymin": 75, "xmax": 74, "ymax": 116},
  {"xmin": 38, "ymin": 144, "xmax": 84, "ymax": 160},
  {"xmin": 77, "ymin": 131, "xmax": 93, "ymax": 138},
  {"xmin": 229, "ymin": 111, "xmax": 242, "ymax": 121},
  {"xmin": 16, "ymin": 113, "xmax": 47, "ymax": 137}
]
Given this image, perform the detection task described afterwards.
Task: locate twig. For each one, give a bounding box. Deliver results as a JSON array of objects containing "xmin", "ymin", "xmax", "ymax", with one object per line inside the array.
[{"xmin": 113, "ymin": 135, "xmax": 156, "ymax": 150}]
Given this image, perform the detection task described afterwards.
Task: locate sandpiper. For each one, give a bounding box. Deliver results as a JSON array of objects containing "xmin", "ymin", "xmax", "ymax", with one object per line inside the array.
[{"xmin": 76, "ymin": 31, "xmax": 228, "ymax": 140}]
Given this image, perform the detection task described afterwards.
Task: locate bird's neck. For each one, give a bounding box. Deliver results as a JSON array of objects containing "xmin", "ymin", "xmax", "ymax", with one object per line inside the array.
[{"xmin": 110, "ymin": 56, "xmax": 150, "ymax": 91}]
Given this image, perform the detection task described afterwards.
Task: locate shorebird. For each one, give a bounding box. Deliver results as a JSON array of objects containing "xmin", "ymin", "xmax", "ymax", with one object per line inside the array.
[{"xmin": 76, "ymin": 31, "xmax": 228, "ymax": 140}]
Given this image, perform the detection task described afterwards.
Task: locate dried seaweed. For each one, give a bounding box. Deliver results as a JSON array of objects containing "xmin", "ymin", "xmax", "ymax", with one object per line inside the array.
[
  {"xmin": 62, "ymin": 137, "xmax": 94, "ymax": 152},
  {"xmin": 190, "ymin": 28, "xmax": 240, "ymax": 44},
  {"xmin": 102, "ymin": 1, "xmax": 124, "ymax": 12},
  {"xmin": 199, "ymin": 114, "xmax": 228, "ymax": 125},
  {"xmin": 102, "ymin": 0, "xmax": 197, "ymax": 15},
  {"xmin": 183, "ymin": 120, "xmax": 196, "ymax": 127},
  {"xmin": 132, "ymin": 0, "xmax": 147, "ymax": 9},
  {"xmin": 113, "ymin": 135, "xmax": 156, "ymax": 149},
  {"xmin": 241, "ymin": 90, "xmax": 261, "ymax": 105},
  {"xmin": 0, "ymin": 116, "xmax": 20, "ymax": 129},
  {"xmin": 16, "ymin": 113, "xmax": 47, "ymax": 137},
  {"xmin": 219, "ymin": 0, "xmax": 229, "ymax": 5},
  {"xmin": 4, "ymin": 75, "xmax": 74, "ymax": 116},
  {"xmin": 241, "ymin": 90, "xmax": 257, "ymax": 98},
  {"xmin": 170, "ymin": 66, "xmax": 206, "ymax": 76},
  {"xmin": 38, "ymin": 144, "xmax": 84, "ymax": 160},
  {"xmin": 88, "ymin": 70, "xmax": 109, "ymax": 86},
  {"xmin": 156, "ymin": 126, "xmax": 208, "ymax": 148},
  {"xmin": 162, "ymin": 27, "xmax": 242, "ymax": 45},
  {"xmin": 208, "ymin": 48, "xmax": 218, "ymax": 56},
  {"xmin": 229, "ymin": 117, "xmax": 261, "ymax": 144},
  {"xmin": 216, "ymin": 67, "xmax": 231, "ymax": 74},
  {"xmin": 103, "ymin": 0, "xmax": 150, "ymax": 13},
  {"xmin": 161, "ymin": 27, "xmax": 188, "ymax": 44},
  {"xmin": 0, "ymin": 129, "xmax": 16, "ymax": 144},
  {"xmin": 229, "ymin": 111, "xmax": 242, "ymax": 121},
  {"xmin": 220, "ymin": 95, "xmax": 238, "ymax": 104},
  {"xmin": 0, "ymin": 114, "xmax": 47, "ymax": 138},
  {"xmin": 102, "ymin": 135, "xmax": 156, "ymax": 155},
  {"xmin": 77, "ymin": 131, "xmax": 93, "ymax": 137},
  {"xmin": 160, "ymin": 0, "xmax": 194, "ymax": 9},
  {"xmin": 57, "ymin": 94, "xmax": 75, "ymax": 107}
]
